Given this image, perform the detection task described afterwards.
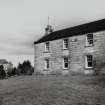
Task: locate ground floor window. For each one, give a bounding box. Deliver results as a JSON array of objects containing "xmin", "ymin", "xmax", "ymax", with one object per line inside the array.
[
  {"xmin": 44, "ymin": 59, "xmax": 49, "ymax": 69},
  {"xmin": 63, "ymin": 57, "xmax": 69, "ymax": 69},
  {"xmin": 85, "ymin": 55, "xmax": 93, "ymax": 68}
]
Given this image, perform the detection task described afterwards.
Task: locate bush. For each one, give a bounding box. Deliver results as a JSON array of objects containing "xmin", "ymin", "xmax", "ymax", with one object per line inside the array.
[
  {"xmin": 0, "ymin": 65, "xmax": 6, "ymax": 79},
  {"xmin": 7, "ymin": 67, "xmax": 17, "ymax": 77},
  {"xmin": 17, "ymin": 60, "xmax": 34, "ymax": 75}
]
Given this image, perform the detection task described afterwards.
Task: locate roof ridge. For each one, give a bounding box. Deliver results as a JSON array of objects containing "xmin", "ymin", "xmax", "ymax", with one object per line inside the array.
[{"xmin": 34, "ymin": 18, "xmax": 105, "ymax": 44}]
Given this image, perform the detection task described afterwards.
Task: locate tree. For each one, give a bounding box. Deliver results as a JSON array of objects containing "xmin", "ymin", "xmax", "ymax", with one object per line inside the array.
[
  {"xmin": 0, "ymin": 65, "xmax": 6, "ymax": 79},
  {"xmin": 12, "ymin": 67, "xmax": 17, "ymax": 75},
  {"xmin": 7, "ymin": 67, "xmax": 17, "ymax": 77},
  {"xmin": 17, "ymin": 61, "xmax": 34, "ymax": 75},
  {"xmin": 16, "ymin": 63, "xmax": 23, "ymax": 75},
  {"xmin": 22, "ymin": 60, "xmax": 33, "ymax": 75}
]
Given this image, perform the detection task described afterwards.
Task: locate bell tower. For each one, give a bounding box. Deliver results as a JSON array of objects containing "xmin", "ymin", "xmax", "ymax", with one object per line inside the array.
[{"xmin": 45, "ymin": 17, "xmax": 53, "ymax": 35}]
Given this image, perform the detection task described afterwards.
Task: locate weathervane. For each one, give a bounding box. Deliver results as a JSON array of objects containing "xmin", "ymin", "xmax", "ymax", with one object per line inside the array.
[
  {"xmin": 48, "ymin": 16, "xmax": 50, "ymax": 26},
  {"xmin": 45, "ymin": 16, "xmax": 53, "ymax": 35}
]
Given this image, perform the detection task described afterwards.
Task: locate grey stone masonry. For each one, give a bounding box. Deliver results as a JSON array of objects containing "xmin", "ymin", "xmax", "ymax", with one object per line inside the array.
[{"xmin": 34, "ymin": 30, "xmax": 105, "ymax": 75}]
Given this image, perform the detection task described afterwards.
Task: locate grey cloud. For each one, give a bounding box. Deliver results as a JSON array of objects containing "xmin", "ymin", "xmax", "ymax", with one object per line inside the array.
[{"xmin": 0, "ymin": 0, "xmax": 105, "ymax": 66}]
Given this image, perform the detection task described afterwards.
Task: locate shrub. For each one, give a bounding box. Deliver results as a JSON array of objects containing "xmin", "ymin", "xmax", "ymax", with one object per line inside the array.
[
  {"xmin": 7, "ymin": 67, "xmax": 17, "ymax": 77},
  {"xmin": 17, "ymin": 60, "xmax": 34, "ymax": 75},
  {"xmin": 0, "ymin": 65, "xmax": 6, "ymax": 79}
]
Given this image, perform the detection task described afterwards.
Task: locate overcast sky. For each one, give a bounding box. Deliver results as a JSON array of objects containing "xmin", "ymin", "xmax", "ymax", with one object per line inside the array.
[{"xmin": 0, "ymin": 0, "xmax": 105, "ymax": 66}]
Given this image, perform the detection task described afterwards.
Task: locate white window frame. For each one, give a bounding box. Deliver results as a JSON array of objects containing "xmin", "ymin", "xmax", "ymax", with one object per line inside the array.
[
  {"xmin": 63, "ymin": 57, "xmax": 69, "ymax": 69},
  {"xmin": 45, "ymin": 42, "xmax": 50, "ymax": 52},
  {"xmin": 44, "ymin": 59, "xmax": 49, "ymax": 69},
  {"xmin": 86, "ymin": 33, "xmax": 93, "ymax": 47},
  {"xmin": 85, "ymin": 55, "xmax": 93, "ymax": 68},
  {"xmin": 63, "ymin": 38, "xmax": 69, "ymax": 49}
]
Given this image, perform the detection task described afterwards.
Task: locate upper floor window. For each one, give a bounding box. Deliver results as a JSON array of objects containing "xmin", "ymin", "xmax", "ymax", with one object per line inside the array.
[
  {"xmin": 63, "ymin": 38, "xmax": 69, "ymax": 49},
  {"xmin": 86, "ymin": 33, "xmax": 93, "ymax": 46},
  {"xmin": 45, "ymin": 42, "xmax": 50, "ymax": 52},
  {"xmin": 63, "ymin": 56, "xmax": 69, "ymax": 69}
]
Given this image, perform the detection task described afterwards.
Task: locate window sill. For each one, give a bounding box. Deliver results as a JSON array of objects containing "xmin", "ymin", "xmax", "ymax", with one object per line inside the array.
[
  {"xmin": 43, "ymin": 51, "xmax": 50, "ymax": 53},
  {"xmin": 62, "ymin": 68, "xmax": 69, "ymax": 70},
  {"xmin": 84, "ymin": 45, "xmax": 94, "ymax": 47},
  {"xmin": 62, "ymin": 48, "xmax": 69, "ymax": 50},
  {"xmin": 85, "ymin": 67, "xmax": 93, "ymax": 70},
  {"xmin": 43, "ymin": 69, "xmax": 49, "ymax": 71}
]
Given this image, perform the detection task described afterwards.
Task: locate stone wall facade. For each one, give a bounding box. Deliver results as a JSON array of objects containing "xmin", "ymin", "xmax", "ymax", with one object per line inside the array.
[{"xmin": 34, "ymin": 30, "xmax": 105, "ymax": 75}]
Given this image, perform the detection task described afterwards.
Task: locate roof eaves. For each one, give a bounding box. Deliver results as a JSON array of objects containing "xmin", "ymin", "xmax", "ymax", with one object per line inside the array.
[{"xmin": 34, "ymin": 18, "xmax": 105, "ymax": 44}]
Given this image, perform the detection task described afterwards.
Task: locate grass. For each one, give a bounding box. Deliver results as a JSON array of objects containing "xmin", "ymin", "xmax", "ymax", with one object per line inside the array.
[{"xmin": 0, "ymin": 75, "xmax": 105, "ymax": 105}]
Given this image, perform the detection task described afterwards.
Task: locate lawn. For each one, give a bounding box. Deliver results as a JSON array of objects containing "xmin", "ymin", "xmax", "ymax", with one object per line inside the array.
[{"xmin": 0, "ymin": 75, "xmax": 105, "ymax": 105}]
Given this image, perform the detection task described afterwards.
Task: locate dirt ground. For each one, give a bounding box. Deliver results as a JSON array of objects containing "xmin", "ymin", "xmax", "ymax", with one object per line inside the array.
[{"xmin": 0, "ymin": 75, "xmax": 105, "ymax": 105}]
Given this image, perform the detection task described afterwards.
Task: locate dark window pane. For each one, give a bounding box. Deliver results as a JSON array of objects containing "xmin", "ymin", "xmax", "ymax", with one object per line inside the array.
[
  {"xmin": 88, "ymin": 40, "xmax": 93, "ymax": 44},
  {"xmin": 65, "ymin": 63, "xmax": 68, "ymax": 68},
  {"xmin": 88, "ymin": 62, "xmax": 92, "ymax": 67},
  {"xmin": 87, "ymin": 34, "xmax": 93, "ymax": 39}
]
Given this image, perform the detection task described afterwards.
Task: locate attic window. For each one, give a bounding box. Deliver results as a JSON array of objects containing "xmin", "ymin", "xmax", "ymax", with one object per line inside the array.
[
  {"xmin": 45, "ymin": 42, "xmax": 50, "ymax": 52},
  {"xmin": 63, "ymin": 38, "xmax": 69, "ymax": 49},
  {"xmin": 86, "ymin": 33, "xmax": 93, "ymax": 46}
]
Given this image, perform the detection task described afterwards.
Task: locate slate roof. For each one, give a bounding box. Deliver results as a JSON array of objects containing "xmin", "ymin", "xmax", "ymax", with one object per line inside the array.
[{"xmin": 34, "ymin": 18, "xmax": 105, "ymax": 44}]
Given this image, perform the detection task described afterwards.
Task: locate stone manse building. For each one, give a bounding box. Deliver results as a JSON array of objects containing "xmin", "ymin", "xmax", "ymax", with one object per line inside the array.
[{"xmin": 34, "ymin": 19, "xmax": 105, "ymax": 75}]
